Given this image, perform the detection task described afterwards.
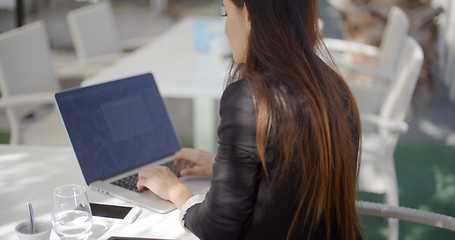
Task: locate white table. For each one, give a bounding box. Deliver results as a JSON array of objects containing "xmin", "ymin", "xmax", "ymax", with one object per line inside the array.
[
  {"xmin": 82, "ymin": 17, "xmax": 231, "ymax": 152},
  {"xmin": 0, "ymin": 145, "xmax": 203, "ymax": 240}
]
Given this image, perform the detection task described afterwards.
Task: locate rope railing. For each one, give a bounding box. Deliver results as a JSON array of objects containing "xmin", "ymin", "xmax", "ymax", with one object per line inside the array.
[{"xmin": 356, "ymin": 201, "xmax": 455, "ymax": 232}]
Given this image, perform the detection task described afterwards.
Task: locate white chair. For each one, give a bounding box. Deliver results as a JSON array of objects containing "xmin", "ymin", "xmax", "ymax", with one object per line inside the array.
[
  {"xmin": 432, "ymin": 0, "xmax": 450, "ymax": 76},
  {"xmin": 67, "ymin": 1, "xmax": 124, "ymax": 67},
  {"xmin": 0, "ymin": 21, "xmax": 69, "ymax": 145},
  {"xmin": 431, "ymin": 0, "xmax": 455, "ymax": 102},
  {"xmin": 66, "ymin": 1, "xmax": 154, "ymax": 74},
  {"xmin": 324, "ymin": 6, "xmax": 409, "ymax": 85},
  {"xmin": 357, "ymin": 37, "xmax": 424, "ymax": 240}
]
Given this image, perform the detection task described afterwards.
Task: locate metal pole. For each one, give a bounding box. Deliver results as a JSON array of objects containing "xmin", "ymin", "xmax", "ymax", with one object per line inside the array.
[{"xmin": 15, "ymin": 0, "xmax": 24, "ymax": 27}]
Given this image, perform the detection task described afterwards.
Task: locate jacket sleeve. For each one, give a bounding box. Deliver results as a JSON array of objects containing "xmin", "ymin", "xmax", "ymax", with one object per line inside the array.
[{"xmin": 182, "ymin": 79, "xmax": 262, "ymax": 240}]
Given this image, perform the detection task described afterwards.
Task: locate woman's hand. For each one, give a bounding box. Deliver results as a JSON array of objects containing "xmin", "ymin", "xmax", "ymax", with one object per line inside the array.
[
  {"xmin": 136, "ymin": 148, "xmax": 214, "ymax": 208},
  {"xmin": 136, "ymin": 166, "xmax": 194, "ymax": 209},
  {"xmin": 170, "ymin": 148, "xmax": 216, "ymax": 177}
]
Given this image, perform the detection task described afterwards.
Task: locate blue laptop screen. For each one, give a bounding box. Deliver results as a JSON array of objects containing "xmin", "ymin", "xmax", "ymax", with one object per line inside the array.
[{"xmin": 55, "ymin": 73, "xmax": 181, "ymax": 184}]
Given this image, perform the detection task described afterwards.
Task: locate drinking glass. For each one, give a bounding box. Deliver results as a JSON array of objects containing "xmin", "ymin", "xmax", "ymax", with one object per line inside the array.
[{"xmin": 52, "ymin": 184, "xmax": 93, "ymax": 240}]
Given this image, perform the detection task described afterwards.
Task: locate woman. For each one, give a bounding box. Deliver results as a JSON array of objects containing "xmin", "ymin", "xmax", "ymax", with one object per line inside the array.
[{"xmin": 137, "ymin": 0, "xmax": 362, "ymax": 239}]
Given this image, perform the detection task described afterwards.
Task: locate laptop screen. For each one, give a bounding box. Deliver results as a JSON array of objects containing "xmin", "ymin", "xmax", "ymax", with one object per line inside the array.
[{"xmin": 55, "ymin": 73, "xmax": 181, "ymax": 184}]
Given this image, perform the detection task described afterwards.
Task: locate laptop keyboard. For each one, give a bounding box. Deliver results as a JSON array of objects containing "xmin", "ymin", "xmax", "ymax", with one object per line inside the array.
[
  {"xmin": 110, "ymin": 161, "xmax": 182, "ymax": 193},
  {"xmin": 111, "ymin": 174, "xmax": 142, "ymax": 192}
]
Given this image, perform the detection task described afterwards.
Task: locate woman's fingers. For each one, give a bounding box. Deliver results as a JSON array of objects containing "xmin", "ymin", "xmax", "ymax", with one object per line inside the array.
[
  {"xmin": 137, "ymin": 166, "xmax": 180, "ymax": 200},
  {"xmin": 136, "ymin": 177, "xmax": 148, "ymax": 192},
  {"xmin": 168, "ymin": 148, "xmax": 215, "ymax": 177},
  {"xmin": 181, "ymin": 166, "xmax": 212, "ymax": 177},
  {"xmin": 136, "ymin": 165, "xmax": 194, "ymax": 208},
  {"xmin": 169, "ymin": 148, "xmax": 194, "ymax": 162},
  {"xmin": 170, "ymin": 148, "xmax": 214, "ymax": 165}
]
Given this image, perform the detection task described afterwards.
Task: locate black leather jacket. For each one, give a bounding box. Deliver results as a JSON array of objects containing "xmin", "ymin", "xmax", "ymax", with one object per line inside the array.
[{"xmin": 183, "ymin": 79, "xmax": 357, "ymax": 240}]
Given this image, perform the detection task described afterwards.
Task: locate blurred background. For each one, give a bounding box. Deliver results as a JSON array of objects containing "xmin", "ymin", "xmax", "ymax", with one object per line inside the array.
[{"xmin": 0, "ymin": 0, "xmax": 454, "ymax": 239}]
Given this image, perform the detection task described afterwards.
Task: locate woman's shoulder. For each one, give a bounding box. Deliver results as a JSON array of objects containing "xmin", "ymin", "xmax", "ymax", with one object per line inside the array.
[
  {"xmin": 224, "ymin": 78, "xmax": 251, "ymax": 94},
  {"xmin": 220, "ymin": 78, "xmax": 254, "ymax": 106}
]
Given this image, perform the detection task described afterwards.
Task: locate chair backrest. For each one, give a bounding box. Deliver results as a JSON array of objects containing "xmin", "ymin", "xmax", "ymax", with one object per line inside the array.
[
  {"xmin": 377, "ymin": 6, "xmax": 409, "ymax": 74},
  {"xmin": 380, "ymin": 37, "xmax": 424, "ymax": 122},
  {"xmin": 67, "ymin": 1, "xmax": 121, "ymax": 61},
  {"xmin": 432, "ymin": 0, "xmax": 450, "ymax": 74},
  {"xmin": 0, "ymin": 21, "xmax": 59, "ymax": 98},
  {"xmin": 0, "ymin": 21, "xmax": 60, "ymax": 144}
]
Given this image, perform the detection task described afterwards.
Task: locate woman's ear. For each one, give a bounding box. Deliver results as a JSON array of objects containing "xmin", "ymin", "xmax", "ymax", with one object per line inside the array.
[{"xmin": 243, "ymin": 3, "xmax": 251, "ymax": 30}]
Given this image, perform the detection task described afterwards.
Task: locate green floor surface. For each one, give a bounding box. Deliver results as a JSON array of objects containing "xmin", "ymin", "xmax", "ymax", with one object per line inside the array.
[{"xmin": 361, "ymin": 144, "xmax": 455, "ymax": 240}]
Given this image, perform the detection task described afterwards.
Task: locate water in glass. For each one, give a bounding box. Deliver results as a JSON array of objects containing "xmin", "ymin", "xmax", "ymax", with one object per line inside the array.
[{"xmin": 52, "ymin": 184, "xmax": 93, "ymax": 240}]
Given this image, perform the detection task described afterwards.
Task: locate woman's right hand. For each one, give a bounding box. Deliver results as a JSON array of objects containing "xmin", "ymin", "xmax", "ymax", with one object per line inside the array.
[{"xmin": 170, "ymin": 148, "xmax": 216, "ymax": 177}]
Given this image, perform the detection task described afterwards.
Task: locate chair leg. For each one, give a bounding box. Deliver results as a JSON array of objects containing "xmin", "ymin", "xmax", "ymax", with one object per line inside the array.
[
  {"xmin": 387, "ymin": 217, "xmax": 399, "ymax": 240},
  {"xmin": 5, "ymin": 107, "xmax": 20, "ymax": 144},
  {"xmin": 385, "ymin": 155, "xmax": 400, "ymax": 240}
]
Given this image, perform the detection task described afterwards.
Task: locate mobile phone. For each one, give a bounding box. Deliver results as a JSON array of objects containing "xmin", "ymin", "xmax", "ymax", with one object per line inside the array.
[{"xmin": 90, "ymin": 203, "xmax": 142, "ymax": 223}]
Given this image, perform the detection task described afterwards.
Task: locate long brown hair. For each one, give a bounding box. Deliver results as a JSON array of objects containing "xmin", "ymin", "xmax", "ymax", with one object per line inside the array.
[{"xmin": 227, "ymin": 0, "xmax": 362, "ymax": 239}]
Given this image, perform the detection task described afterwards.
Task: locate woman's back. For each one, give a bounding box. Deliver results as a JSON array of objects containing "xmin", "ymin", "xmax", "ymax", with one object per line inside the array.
[
  {"xmin": 229, "ymin": 1, "xmax": 362, "ymax": 238},
  {"xmin": 183, "ymin": 75, "xmax": 360, "ymax": 239}
]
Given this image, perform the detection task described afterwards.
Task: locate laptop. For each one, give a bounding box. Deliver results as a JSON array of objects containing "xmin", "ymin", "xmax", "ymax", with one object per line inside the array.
[{"xmin": 55, "ymin": 73, "xmax": 210, "ymax": 213}]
